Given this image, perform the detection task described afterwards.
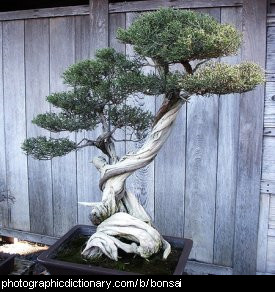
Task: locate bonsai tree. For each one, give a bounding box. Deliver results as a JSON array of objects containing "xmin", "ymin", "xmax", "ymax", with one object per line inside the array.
[{"xmin": 22, "ymin": 9, "xmax": 264, "ymax": 261}]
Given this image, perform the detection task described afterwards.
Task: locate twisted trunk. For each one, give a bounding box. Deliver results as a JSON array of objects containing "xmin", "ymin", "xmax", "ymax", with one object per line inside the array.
[{"xmin": 80, "ymin": 96, "xmax": 187, "ymax": 261}]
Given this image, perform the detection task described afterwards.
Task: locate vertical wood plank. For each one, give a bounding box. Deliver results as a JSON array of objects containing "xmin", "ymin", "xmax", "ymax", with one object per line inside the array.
[
  {"xmin": 213, "ymin": 7, "xmax": 242, "ymax": 267},
  {"xmin": 155, "ymin": 99, "xmax": 186, "ymax": 237},
  {"xmin": 109, "ymin": 13, "xmax": 126, "ymax": 159},
  {"xmin": 233, "ymin": 0, "xmax": 267, "ymax": 275},
  {"xmin": 3, "ymin": 20, "xmax": 30, "ymax": 231},
  {"xmin": 89, "ymin": 0, "xmax": 109, "ymax": 56},
  {"xmin": 0, "ymin": 21, "xmax": 8, "ymax": 228},
  {"xmin": 257, "ymin": 193, "xmax": 270, "ymax": 273},
  {"xmin": 25, "ymin": 18, "xmax": 53, "ymax": 236},
  {"xmin": 184, "ymin": 8, "xmax": 220, "ymax": 263},
  {"xmin": 125, "ymin": 12, "xmax": 155, "ymax": 220},
  {"xmin": 75, "ymin": 15, "xmax": 95, "ymax": 225},
  {"xmin": 78, "ymin": 0, "xmax": 109, "ymax": 225},
  {"xmin": 50, "ymin": 17, "xmax": 77, "ymax": 236}
]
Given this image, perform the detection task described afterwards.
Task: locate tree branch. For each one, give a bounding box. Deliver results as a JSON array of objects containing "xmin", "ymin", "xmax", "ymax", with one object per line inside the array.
[
  {"xmin": 193, "ymin": 60, "xmax": 208, "ymax": 73},
  {"xmin": 181, "ymin": 61, "xmax": 193, "ymax": 74}
]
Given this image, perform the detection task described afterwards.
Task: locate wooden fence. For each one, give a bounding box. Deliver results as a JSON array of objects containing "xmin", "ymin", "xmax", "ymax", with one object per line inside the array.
[{"xmin": 0, "ymin": 0, "xmax": 267, "ymax": 274}]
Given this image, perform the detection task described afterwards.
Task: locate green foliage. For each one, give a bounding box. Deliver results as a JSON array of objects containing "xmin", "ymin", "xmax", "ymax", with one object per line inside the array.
[
  {"xmin": 22, "ymin": 8, "xmax": 264, "ymax": 161},
  {"xmin": 22, "ymin": 137, "xmax": 77, "ymax": 160},
  {"xmin": 181, "ymin": 62, "xmax": 265, "ymax": 96},
  {"xmin": 108, "ymin": 105, "xmax": 154, "ymax": 139},
  {"xmin": 32, "ymin": 112, "xmax": 98, "ymax": 132},
  {"xmin": 62, "ymin": 48, "xmax": 144, "ymax": 105},
  {"xmin": 117, "ymin": 8, "xmax": 242, "ymax": 64}
]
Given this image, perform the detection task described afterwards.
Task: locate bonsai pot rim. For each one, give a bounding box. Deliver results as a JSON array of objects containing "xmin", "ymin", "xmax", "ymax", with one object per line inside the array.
[{"xmin": 37, "ymin": 224, "xmax": 193, "ymax": 275}]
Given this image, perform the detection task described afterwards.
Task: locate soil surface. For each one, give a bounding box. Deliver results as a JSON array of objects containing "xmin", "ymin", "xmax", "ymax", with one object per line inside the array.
[{"xmin": 56, "ymin": 235, "xmax": 182, "ymax": 275}]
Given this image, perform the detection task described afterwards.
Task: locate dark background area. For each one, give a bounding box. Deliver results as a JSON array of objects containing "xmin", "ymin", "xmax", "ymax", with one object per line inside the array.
[{"xmin": 0, "ymin": 0, "xmax": 144, "ymax": 12}]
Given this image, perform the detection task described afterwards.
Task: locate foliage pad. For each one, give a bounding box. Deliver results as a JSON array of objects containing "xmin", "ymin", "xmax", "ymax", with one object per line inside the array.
[{"xmin": 117, "ymin": 8, "xmax": 242, "ymax": 64}]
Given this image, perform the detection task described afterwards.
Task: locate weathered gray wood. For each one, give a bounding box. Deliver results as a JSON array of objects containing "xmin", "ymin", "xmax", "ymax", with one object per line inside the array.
[
  {"xmin": 109, "ymin": 0, "xmax": 243, "ymax": 13},
  {"xmin": 0, "ymin": 5, "xmax": 89, "ymax": 21},
  {"xmin": 78, "ymin": 0, "xmax": 109, "ymax": 225},
  {"xmin": 0, "ymin": 21, "xmax": 8, "ymax": 229},
  {"xmin": 0, "ymin": 228, "xmax": 58, "ymax": 246},
  {"xmin": 233, "ymin": 0, "xmax": 267, "ymax": 275},
  {"xmin": 269, "ymin": 196, "xmax": 275, "ymax": 228},
  {"xmin": 257, "ymin": 194, "xmax": 270, "ymax": 273},
  {"xmin": 50, "ymin": 17, "xmax": 77, "ymax": 237},
  {"xmin": 186, "ymin": 260, "xmax": 233, "ymax": 275},
  {"xmin": 264, "ymin": 82, "xmax": 275, "ymax": 127},
  {"xmin": 265, "ymin": 73, "xmax": 275, "ymax": 82},
  {"xmin": 213, "ymin": 6, "xmax": 241, "ymax": 267},
  {"xmin": 184, "ymin": 8, "xmax": 220, "ymax": 264},
  {"xmin": 75, "ymin": 15, "xmax": 96, "ymax": 225},
  {"xmin": 125, "ymin": 12, "xmax": 155, "ymax": 220},
  {"xmin": 262, "ymin": 136, "xmax": 275, "ymax": 182},
  {"xmin": 155, "ymin": 77, "xmax": 185, "ymax": 236},
  {"xmin": 266, "ymin": 236, "xmax": 275, "ymax": 273},
  {"xmin": 267, "ymin": 15, "xmax": 275, "ymax": 26},
  {"xmin": 261, "ymin": 180, "xmax": 275, "ymax": 194},
  {"xmin": 89, "ymin": 0, "xmax": 109, "ymax": 57},
  {"xmin": 25, "ymin": 18, "xmax": 53, "ymax": 236},
  {"xmin": 267, "ymin": 27, "xmax": 275, "ymax": 74},
  {"xmin": 3, "ymin": 20, "xmax": 30, "ymax": 231},
  {"xmin": 264, "ymin": 128, "xmax": 275, "ymax": 137},
  {"xmin": 109, "ymin": 13, "xmax": 126, "ymax": 159}
]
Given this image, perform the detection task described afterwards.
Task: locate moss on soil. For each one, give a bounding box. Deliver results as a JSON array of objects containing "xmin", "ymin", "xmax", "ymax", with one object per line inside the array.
[{"xmin": 55, "ymin": 235, "xmax": 182, "ymax": 275}]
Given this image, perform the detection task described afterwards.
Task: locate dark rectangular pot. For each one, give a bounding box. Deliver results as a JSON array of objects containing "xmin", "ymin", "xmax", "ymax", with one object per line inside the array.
[
  {"xmin": 37, "ymin": 225, "xmax": 193, "ymax": 275},
  {"xmin": 0, "ymin": 252, "xmax": 16, "ymax": 275}
]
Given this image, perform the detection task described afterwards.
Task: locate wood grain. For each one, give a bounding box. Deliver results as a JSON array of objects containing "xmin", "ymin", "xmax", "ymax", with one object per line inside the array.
[
  {"xmin": 267, "ymin": 27, "xmax": 275, "ymax": 73},
  {"xmin": 125, "ymin": 12, "xmax": 155, "ymax": 220},
  {"xmin": 0, "ymin": 5, "xmax": 90, "ymax": 21},
  {"xmin": 0, "ymin": 22, "xmax": 8, "ymax": 228},
  {"xmin": 109, "ymin": 13, "xmax": 126, "ymax": 160},
  {"xmin": 264, "ymin": 82, "xmax": 275, "ymax": 127},
  {"xmin": 25, "ymin": 18, "xmax": 53, "ymax": 236},
  {"xmin": 3, "ymin": 20, "xmax": 30, "ymax": 231},
  {"xmin": 266, "ymin": 196, "xmax": 275, "ymax": 273},
  {"xmin": 75, "ymin": 15, "xmax": 97, "ymax": 225},
  {"xmin": 213, "ymin": 6, "xmax": 242, "ymax": 267},
  {"xmin": 109, "ymin": 0, "xmax": 243, "ymax": 13},
  {"xmin": 257, "ymin": 194, "xmax": 270, "ymax": 273},
  {"xmin": 184, "ymin": 8, "xmax": 220, "ymax": 264},
  {"xmin": 50, "ymin": 17, "xmax": 77, "ymax": 237},
  {"xmin": 233, "ymin": 0, "xmax": 267, "ymax": 275},
  {"xmin": 78, "ymin": 0, "xmax": 110, "ymax": 226}
]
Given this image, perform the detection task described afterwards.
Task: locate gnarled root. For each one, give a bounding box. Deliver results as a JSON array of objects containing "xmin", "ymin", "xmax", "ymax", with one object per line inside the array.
[{"xmin": 81, "ymin": 212, "xmax": 171, "ymax": 261}]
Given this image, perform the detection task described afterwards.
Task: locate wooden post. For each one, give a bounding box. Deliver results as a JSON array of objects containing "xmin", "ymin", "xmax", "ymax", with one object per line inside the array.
[
  {"xmin": 233, "ymin": 0, "xmax": 267, "ymax": 275},
  {"xmin": 89, "ymin": 0, "xmax": 109, "ymax": 57}
]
